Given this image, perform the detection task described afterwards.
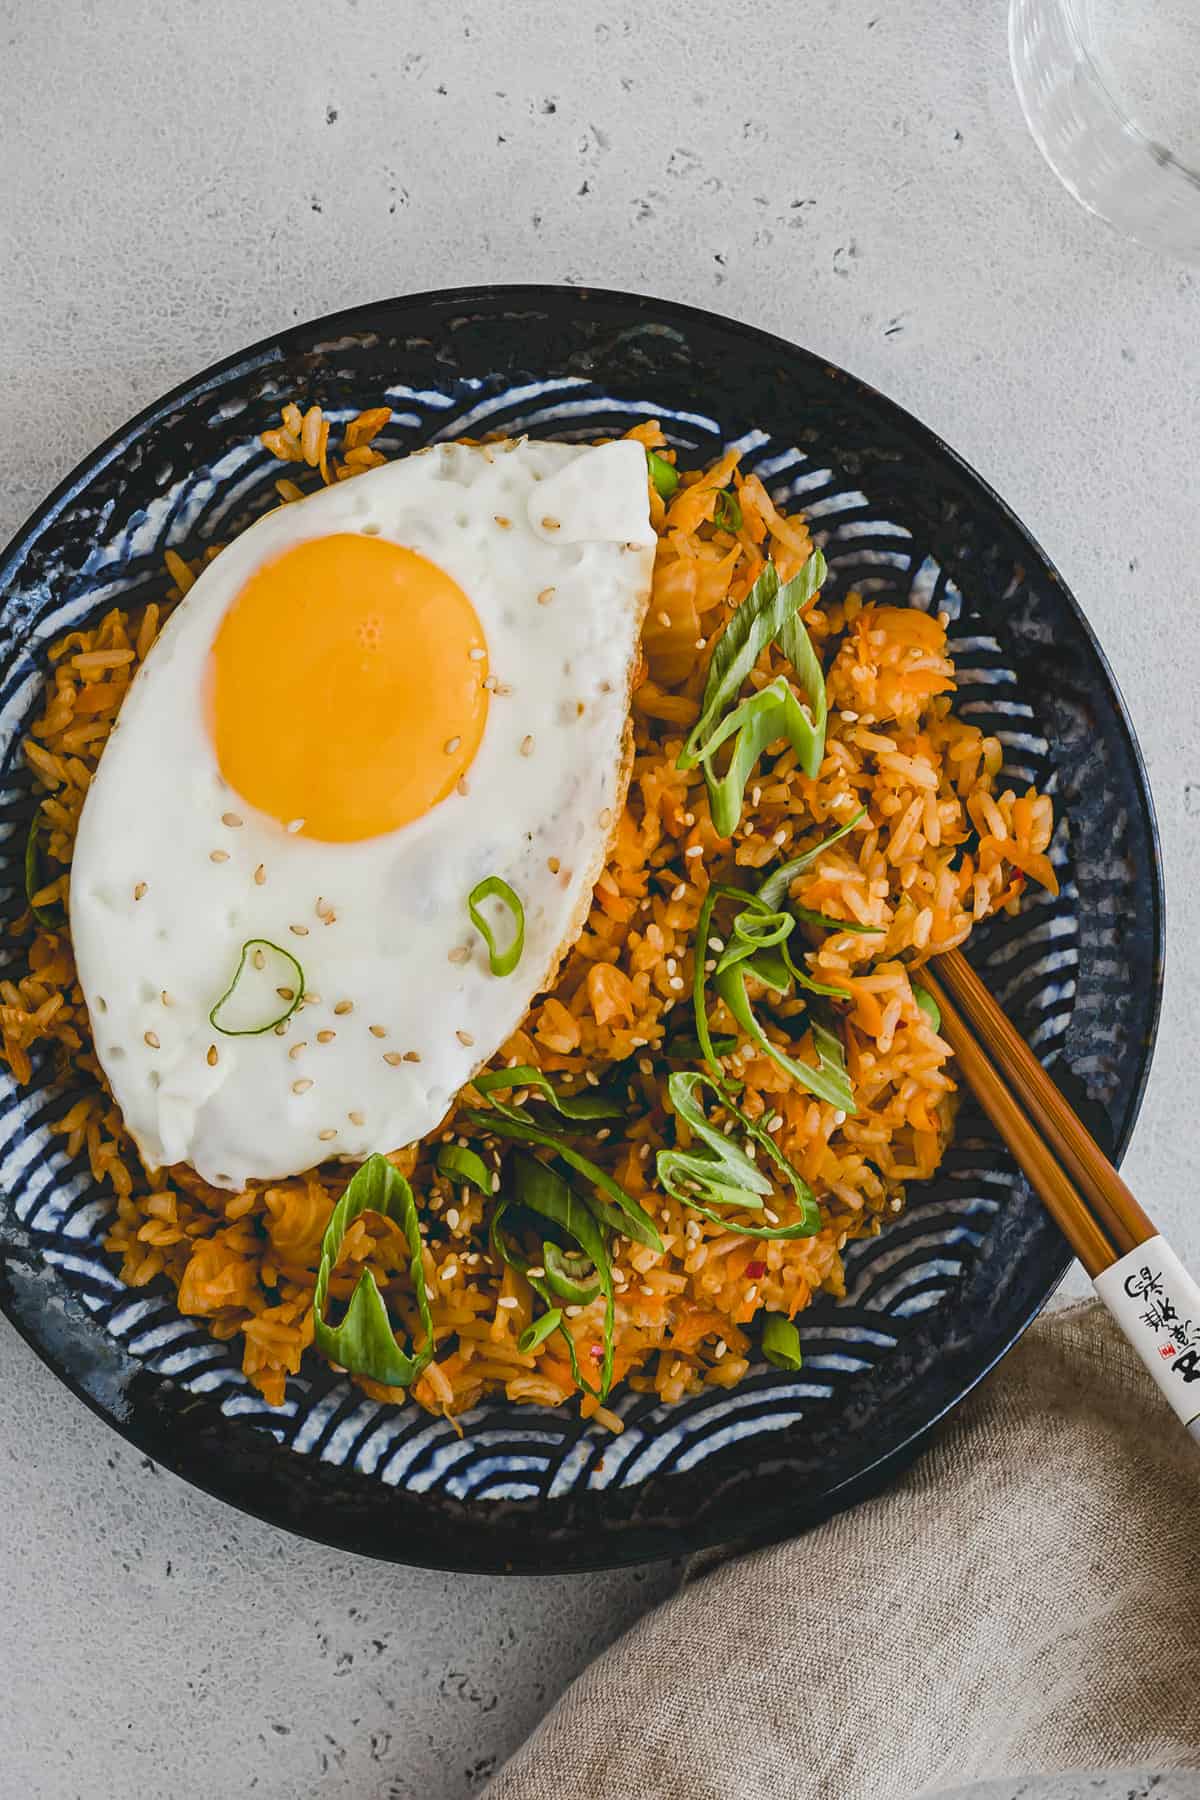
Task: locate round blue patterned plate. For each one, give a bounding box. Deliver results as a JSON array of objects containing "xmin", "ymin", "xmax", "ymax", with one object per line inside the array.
[{"xmin": 0, "ymin": 288, "xmax": 1163, "ymax": 1570}]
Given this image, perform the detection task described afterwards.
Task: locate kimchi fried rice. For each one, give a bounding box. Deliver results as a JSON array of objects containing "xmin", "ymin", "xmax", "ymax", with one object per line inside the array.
[{"xmin": 1, "ymin": 406, "xmax": 1058, "ymax": 1433}]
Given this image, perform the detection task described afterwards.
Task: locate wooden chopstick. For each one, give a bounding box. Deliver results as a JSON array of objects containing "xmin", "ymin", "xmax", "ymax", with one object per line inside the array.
[
  {"xmin": 931, "ymin": 949, "xmax": 1155, "ymax": 1259},
  {"xmin": 923, "ymin": 951, "xmax": 1200, "ymax": 1441},
  {"xmin": 917, "ymin": 964, "xmax": 1114, "ymax": 1278}
]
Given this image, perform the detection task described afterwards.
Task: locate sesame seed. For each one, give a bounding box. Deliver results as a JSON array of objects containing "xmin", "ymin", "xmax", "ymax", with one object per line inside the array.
[
  {"xmin": 708, "ymin": 936, "xmax": 725, "ymax": 952},
  {"xmin": 440, "ymin": 1261, "xmax": 459, "ymax": 1281},
  {"xmin": 638, "ymin": 1057, "xmax": 654, "ymax": 1076},
  {"xmin": 497, "ymin": 1295, "xmax": 519, "ymax": 1310},
  {"xmin": 598, "ymin": 807, "xmax": 612, "ymax": 828},
  {"xmin": 287, "ymin": 818, "xmax": 305, "ymax": 834},
  {"xmin": 666, "ymin": 957, "xmax": 678, "ymax": 975},
  {"xmin": 317, "ymin": 1030, "xmax": 336, "ymax": 1044},
  {"xmin": 527, "ymin": 1265, "xmax": 546, "ymax": 1280},
  {"xmin": 840, "ymin": 710, "xmax": 859, "ymax": 723},
  {"xmin": 494, "ymin": 514, "xmax": 512, "ymax": 529},
  {"xmin": 541, "ymin": 516, "xmax": 560, "ymax": 531},
  {"xmin": 403, "ymin": 1050, "xmax": 422, "ymax": 1063},
  {"xmin": 318, "ymin": 1127, "xmax": 338, "ymax": 1142},
  {"xmin": 657, "ymin": 610, "xmax": 672, "ymax": 628},
  {"xmin": 495, "ymin": 681, "xmax": 512, "ymax": 695},
  {"xmin": 252, "ymin": 948, "xmax": 266, "ymax": 970},
  {"xmin": 448, "ymin": 945, "xmax": 470, "ymax": 965},
  {"xmin": 274, "ymin": 1021, "xmax": 288, "ymax": 1036},
  {"xmin": 221, "ymin": 812, "xmax": 243, "ymax": 828},
  {"xmin": 714, "ymin": 1340, "xmax": 728, "ymax": 1360},
  {"xmin": 772, "ymin": 828, "xmax": 788, "ymax": 847},
  {"xmin": 254, "ymin": 864, "xmax": 266, "ymax": 885},
  {"xmin": 290, "ymin": 924, "xmax": 309, "ymax": 937},
  {"xmin": 669, "ymin": 976, "xmax": 685, "ymax": 991},
  {"xmin": 483, "ymin": 675, "xmax": 498, "ymax": 692},
  {"xmin": 491, "ymin": 1172, "xmax": 501, "ymax": 1193},
  {"xmin": 292, "ymin": 1078, "xmax": 313, "ymax": 1094},
  {"xmin": 348, "ymin": 1110, "xmax": 365, "ymax": 1125},
  {"xmin": 133, "ymin": 882, "xmax": 147, "ymax": 901},
  {"xmin": 585, "ymin": 1070, "xmax": 600, "ymax": 1086},
  {"xmin": 745, "ymin": 1284, "xmax": 758, "ymax": 1302},
  {"xmin": 468, "ymin": 646, "xmax": 486, "ymax": 661},
  {"xmin": 520, "ymin": 735, "xmax": 534, "ymax": 757},
  {"xmin": 209, "ymin": 849, "xmax": 230, "ymax": 864},
  {"xmin": 444, "ymin": 735, "xmax": 462, "ymax": 754},
  {"xmin": 289, "ymin": 1043, "xmax": 306, "ymax": 1060},
  {"xmin": 456, "ymin": 777, "xmax": 470, "ymax": 797},
  {"xmin": 333, "ymin": 1000, "xmax": 353, "ymax": 1015},
  {"xmin": 456, "ymin": 1029, "xmax": 475, "ymax": 1046},
  {"xmin": 445, "ymin": 1208, "xmax": 461, "ymax": 1230},
  {"xmin": 833, "ymin": 1109, "xmax": 847, "ymax": 1126},
  {"xmin": 640, "ymin": 1285, "xmax": 656, "ymax": 1298},
  {"xmin": 695, "ymin": 637, "xmax": 708, "ymax": 650},
  {"xmin": 671, "ymin": 882, "xmax": 687, "ymax": 902},
  {"xmin": 206, "ymin": 1044, "xmax": 218, "ymax": 1067},
  {"xmin": 144, "ymin": 1031, "xmax": 160, "ymax": 1049},
  {"xmin": 160, "ymin": 990, "xmax": 171, "ymax": 1006},
  {"xmin": 764, "ymin": 1208, "xmax": 780, "ymax": 1224},
  {"xmin": 685, "ymin": 845, "xmax": 704, "ymax": 858},
  {"xmin": 751, "ymin": 786, "xmax": 762, "ymax": 807},
  {"xmin": 369, "ymin": 1024, "xmax": 387, "ymax": 1038},
  {"xmin": 383, "ymin": 1052, "xmax": 404, "ymax": 1066},
  {"xmin": 537, "ymin": 586, "xmax": 555, "ymax": 605}
]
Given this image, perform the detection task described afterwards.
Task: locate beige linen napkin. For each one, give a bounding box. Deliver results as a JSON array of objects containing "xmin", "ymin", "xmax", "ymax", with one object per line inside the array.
[{"xmin": 484, "ymin": 1301, "xmax": 1199, "ymax": 1800}]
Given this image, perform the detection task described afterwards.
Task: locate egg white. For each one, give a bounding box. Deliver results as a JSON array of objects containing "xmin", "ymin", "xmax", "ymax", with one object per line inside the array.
[{"xmin": 70, "ymin": 438, "xmax": 655, "ymax": 1187}]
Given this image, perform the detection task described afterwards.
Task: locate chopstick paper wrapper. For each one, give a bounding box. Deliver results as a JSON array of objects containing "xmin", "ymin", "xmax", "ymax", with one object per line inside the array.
[{"xmin": 1093, "ymin": 1238, "xmax": 1200, "ymax": 1439}]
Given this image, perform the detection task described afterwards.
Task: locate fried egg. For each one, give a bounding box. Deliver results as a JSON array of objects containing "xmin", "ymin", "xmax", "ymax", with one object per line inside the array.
[{"xmin": 70, "ymin": 438, "xmax": 655, "ymax": 1187}]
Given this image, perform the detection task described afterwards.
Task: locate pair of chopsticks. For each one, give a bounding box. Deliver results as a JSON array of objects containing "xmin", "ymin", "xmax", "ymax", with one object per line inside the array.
[{"xmin": 926, "ymin": 950, "xmax": 1200, "ymax": 1441}]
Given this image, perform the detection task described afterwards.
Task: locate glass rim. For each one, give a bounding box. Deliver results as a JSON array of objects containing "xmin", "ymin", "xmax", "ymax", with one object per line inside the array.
[{"xmin": 1052, "ymin": 0, "xmax": 1200, "ymax": 188}]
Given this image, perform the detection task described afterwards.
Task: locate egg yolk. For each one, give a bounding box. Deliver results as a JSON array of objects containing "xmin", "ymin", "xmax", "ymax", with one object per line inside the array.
[{"xmin": 210, "ymin": 535, "xmax": 489, "ymax": 842}]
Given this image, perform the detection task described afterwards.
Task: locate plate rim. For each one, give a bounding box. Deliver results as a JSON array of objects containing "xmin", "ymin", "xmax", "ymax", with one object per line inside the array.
[{"xmin": 0, "ymin": 282, "xmax": 1166, "ymax": 1570}]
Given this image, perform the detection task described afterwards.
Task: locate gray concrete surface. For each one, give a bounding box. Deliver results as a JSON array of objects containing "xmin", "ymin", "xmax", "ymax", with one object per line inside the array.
[{"xmin": 1, "ymin": 1, "xmax": 1197, "ymax": 1795}]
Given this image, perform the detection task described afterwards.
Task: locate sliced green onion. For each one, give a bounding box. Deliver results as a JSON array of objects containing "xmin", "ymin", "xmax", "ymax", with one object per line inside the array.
[
  {"xmin": 713, "ymin": 487, "xmax": 743, "ymax": 533},
  {"xmin": 542, "ymin": 1242, "xmax": 601, "ymax": 1305},
  {"xmin": 696, "ymin": 676, "xmax": 826, "ymax": 839},
  {"xmin": 656, "ymin": 1070, "xmax": 820, "ymax": 1239},
  {"xmin": 491, "ymin": 1151, "xmax": 615, "ymax": 1398},
  {"xmin": 791, "ymin": 905, "xmax": 884, "ymax": 936},
  {"xmin": 756, "ymin": 807, "xmax": 867, "ymax": 909},
  {"xmin": 715, "ymin": 959, "xmax": 856, "ymax": 1111},
  {"xmin": 646, "ymin": 449, "xmax": 679, "ymax": 499},
  {"xmin": 518, "ymin": 1309, "xmax": 563, "ymax": 1354},
  {"xmin": 762, "ymin": 1314, "xmax": 803, "ymax": 1370},
  {"xmin": 436, "ymin": 1143, "xmax": 492, "ymax": 1195},
  {"xmin": 777, "ymin": 597, "xmax": 828, "ymax": 767},
  {"xmin": 468, "ymin": 876, "xmax": 525, "ymax": 977},
  {"xmin": 665, "ymin": 1031, "xmax": 739, "ymax": 1061},
  {"xmin": 24, "ymin": 812, "xmax": 63, "ymax": 929},
  {"xmin": 913, "ymin": 984, "xmax": 941, "ymax": 1032},
  {"xmin": 473, "ymin": 1064, "xmax": 623, "ymax": 1122},
  {"xmin": 691, "ymin": 884, "xmax": 857, "ymax": 1114},
  {"xmin": 678, "ymin": 551, "xmax": 827, "ymax": 773},
  {"xmin": 463, "ymin": 1103, "xmax": 663, "ymax": 1252},
  {"xmin": 680, "ymin": 551, "xmax": 827, "ymax": 836},
  {"xmin": 209, "ymin": 939, "xmax": 305, "ymax": 1037},
  {"xmin": 313, "ymin": 1154, "xmax": 434, "ymax": 1387},
  {"xmin": 710, "ymin": 888, "xmax": 849, "ymax": 1000}
]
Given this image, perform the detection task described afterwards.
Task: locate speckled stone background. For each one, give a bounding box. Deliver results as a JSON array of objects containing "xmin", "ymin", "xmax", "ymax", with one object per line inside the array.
[{"xmin": 2, "ymin": 2, "xmax": 1198, "ymax": 1796}]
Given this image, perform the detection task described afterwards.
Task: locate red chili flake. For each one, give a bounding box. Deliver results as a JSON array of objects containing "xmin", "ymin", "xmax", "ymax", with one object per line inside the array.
[{"xmin": 745, "ymin": 1260, "xmax": 766, "ymax": 1280}]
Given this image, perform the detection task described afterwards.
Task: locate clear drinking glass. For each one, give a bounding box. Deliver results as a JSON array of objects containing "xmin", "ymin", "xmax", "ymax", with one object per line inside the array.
[{"xmin": 1010, "ymin": 0, "xmax": 1200, "ymax": 260}]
